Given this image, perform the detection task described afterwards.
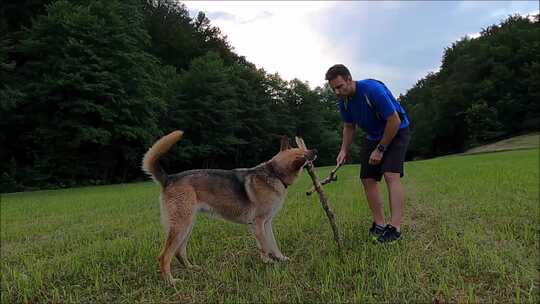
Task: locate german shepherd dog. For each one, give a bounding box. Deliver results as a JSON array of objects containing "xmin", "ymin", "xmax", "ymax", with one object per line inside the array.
[{"xmin": 142, "ymin": 131, "xmax": 317, "ymax": 284}]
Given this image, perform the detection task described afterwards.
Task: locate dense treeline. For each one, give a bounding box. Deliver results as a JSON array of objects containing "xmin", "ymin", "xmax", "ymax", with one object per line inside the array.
[
  {"xmin": 1, "ymin": 1, "xmax": 538, "ymax": 192},
  {"xmin": 401, "ymin": 14, "xmax": 539, "ymax": 158},
  {"xmin": 0, "ymin": 0, "xmax": 346, "ymax": 192}
]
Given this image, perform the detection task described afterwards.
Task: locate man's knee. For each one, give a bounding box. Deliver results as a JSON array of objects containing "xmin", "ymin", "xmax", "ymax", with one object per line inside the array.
[
  {"xmin": 383, "ymin": 172, "xmax": 401, "ymax": 184},
  {"xmin": 361, "ymin": 178, "xmax": 378, "ymax": 188}
]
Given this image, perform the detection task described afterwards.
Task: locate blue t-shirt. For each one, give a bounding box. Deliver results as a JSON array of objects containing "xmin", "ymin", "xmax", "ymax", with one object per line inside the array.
[{"xmin": 338, "ymin": 79, "xmax": 410, "ymax": 141}]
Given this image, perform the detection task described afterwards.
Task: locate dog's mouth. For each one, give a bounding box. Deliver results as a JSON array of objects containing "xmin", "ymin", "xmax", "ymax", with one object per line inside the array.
[{"xmin": 307, "ymin": 149, "xmax": 318, "ymax": 162}]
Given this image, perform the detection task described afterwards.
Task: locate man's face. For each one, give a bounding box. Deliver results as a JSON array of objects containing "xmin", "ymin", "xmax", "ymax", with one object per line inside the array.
[{"xmin": 329, "ymin": 75, "xmax": 354, "ymax": 98}]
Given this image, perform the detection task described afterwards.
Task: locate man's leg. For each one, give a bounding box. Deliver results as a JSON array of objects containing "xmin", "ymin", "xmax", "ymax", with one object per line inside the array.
[
  {"xmin": 383, "ymin": 172, "xmax": 405, "ymax": 231},
  {"xmin": 361, "ymin": 178, "xmax": 385, "ymax": 225}
]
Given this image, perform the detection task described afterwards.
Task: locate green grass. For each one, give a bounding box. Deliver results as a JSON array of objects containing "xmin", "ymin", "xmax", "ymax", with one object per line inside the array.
[{"xmin": 2, "ymin": 149, "xmax": 539, "ymax": 303}]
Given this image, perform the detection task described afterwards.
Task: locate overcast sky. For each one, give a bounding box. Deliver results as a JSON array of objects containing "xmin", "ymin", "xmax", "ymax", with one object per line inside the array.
[{"xmin": 183, "ymin": 1, "xmax": 538, "ymax": 96}]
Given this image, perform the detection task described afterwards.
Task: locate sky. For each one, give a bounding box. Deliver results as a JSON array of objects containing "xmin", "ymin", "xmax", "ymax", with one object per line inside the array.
[{"xmin": 183, "ymin": 1, "xmax": 538, "ymax": 96}]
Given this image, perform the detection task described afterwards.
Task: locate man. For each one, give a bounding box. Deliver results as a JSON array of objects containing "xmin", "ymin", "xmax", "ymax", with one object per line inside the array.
[{"xmin": 326, "ymin": 64, "xmax": 410, "ymax": 243}]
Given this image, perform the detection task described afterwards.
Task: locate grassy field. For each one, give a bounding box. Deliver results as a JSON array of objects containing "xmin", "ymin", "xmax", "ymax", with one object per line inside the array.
[{"xmin": 1, "ymin": 149, "xmax": 539, "ymax": 303}]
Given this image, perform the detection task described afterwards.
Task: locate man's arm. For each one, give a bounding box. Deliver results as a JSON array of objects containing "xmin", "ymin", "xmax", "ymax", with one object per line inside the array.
[
  {"xmin": 378, "ymin": 112, "xmax": 401, "ymax": 148},
  {"xmin": 369, "ymin": 112, "xmax": 401, "ymax": 165},
  {"xmin": 337, "ymin": 123, "xmax": 356, "ymax": 165}
]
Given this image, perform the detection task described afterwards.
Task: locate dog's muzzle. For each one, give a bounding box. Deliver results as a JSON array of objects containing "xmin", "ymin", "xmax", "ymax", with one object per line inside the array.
[{"xmin": 307, "ymin": 149, "xmax": 318, "ymax": 161}]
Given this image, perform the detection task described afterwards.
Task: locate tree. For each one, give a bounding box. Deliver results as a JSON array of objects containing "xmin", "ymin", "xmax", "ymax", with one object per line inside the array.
[
  {"xmin": 0, "ymin": 0, "xmax": 170, "ymax": 190},
  {"xmin": 402, "ymin": 14, "xmax": 539, "ymax": 158},
  {"xmin": 162, "ymin": 52, "xmax": 244, "ymax": 169}
]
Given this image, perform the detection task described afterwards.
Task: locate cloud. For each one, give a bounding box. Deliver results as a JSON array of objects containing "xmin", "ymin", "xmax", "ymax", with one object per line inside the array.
[
  {"xmin": 467, "ymin": 32, "xmax": 482, "ymax": 39},
  {"xmin": 183, "ymin": 1, "xmax": 539, "ymax": 95},
  {"xmin": 206, "ymin": 11, "xmax": 236, "ymax": 21},
  {"xmin": 206, "ymin": 10, "xmax": 273, "ymax": 24},
  {"xmin": 310, "ymin": 1, "xmax": 538, "ymax": 95},
  {"xmin": 238, "ymin": 11, "xmax": 273, "ymax": 24},
  {"xmin": 183, "ymin": 1, "xmax": 340, "ymax": 87}
]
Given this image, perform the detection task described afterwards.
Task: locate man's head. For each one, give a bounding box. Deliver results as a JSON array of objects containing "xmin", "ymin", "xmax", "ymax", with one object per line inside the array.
[{"xmin": 325, "ymin": 64, "xmax": 355, "ymax": 98}]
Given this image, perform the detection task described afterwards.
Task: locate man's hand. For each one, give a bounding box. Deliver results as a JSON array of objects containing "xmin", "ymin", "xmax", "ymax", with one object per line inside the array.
[
  {"xmin": 369, "ymin": 149, "xmax": 383, "ymax": 165},
  {"xmin": 336, "ymin": 150, "xmax": 348, "ymax": 166}
]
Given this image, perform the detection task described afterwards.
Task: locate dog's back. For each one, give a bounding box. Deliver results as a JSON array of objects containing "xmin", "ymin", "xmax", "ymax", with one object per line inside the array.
[
  {"xmin": 143, "ymin": 135, "xmax": 255, "ymax": 220},
  {"xmin": 165, "ymin": 168, "xmax": 255, "ymax": 222}
]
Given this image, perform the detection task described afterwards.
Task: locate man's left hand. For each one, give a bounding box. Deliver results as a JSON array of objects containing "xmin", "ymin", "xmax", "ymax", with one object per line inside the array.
[{"xmin": 369, "ymin": 150, "xmax": 383, "ymax": 165}]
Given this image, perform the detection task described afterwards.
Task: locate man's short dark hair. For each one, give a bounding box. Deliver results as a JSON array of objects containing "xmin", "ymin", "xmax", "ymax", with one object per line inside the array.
[{"xmin": 325, "ymin": 64, "xmax": 352, "ymax": 81}]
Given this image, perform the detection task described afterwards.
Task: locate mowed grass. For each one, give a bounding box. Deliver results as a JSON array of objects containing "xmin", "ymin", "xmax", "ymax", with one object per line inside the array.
[{"xmin": 1, "ymin": 149, "xmax": 539, "ymax": 303}]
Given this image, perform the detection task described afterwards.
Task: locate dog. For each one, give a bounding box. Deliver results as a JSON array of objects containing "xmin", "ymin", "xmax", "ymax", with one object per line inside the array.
[{"xmin": 142, "ymin": 130, "xmax": 317, "ymax": 284}]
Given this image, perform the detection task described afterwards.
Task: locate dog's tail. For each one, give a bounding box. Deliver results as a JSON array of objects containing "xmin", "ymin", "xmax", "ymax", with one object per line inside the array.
[{"xmin": 142, "ymin": 130, "xmax": 183, "ymax": 187}]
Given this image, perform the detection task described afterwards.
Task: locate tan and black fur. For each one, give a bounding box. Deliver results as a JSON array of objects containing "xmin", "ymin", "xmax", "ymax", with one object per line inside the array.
[{"xmin": 142, "ymin": 130, "xmax": 317, "ymax": 285}]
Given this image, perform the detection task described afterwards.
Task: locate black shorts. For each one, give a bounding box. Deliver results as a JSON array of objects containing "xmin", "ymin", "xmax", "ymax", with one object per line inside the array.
[{"xmin": 360, "ymin": 127, "xmax": 410, "ymax": 181}]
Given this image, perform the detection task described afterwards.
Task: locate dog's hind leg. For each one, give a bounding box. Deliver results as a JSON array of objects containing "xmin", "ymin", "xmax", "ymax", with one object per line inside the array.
[
  {"xmin": 159, "ymin": 225, "xmax": 186, "ymax": 285},
  {"xmin": 174, "ymin": 221, "xmax": 199, "ymax": 269},
  {"xmin": 159, "ymin": 211, "xmax": 196, "ymax": 285},
  {"xmin": 264, "ymin": 218, "xmax": 289, "ymax": 262}
]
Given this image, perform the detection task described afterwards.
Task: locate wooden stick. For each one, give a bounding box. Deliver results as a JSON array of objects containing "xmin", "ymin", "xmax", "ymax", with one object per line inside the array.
[
  {"xmin": 295, "ymin": 137, "xmax": 343, "ymax": 253},
  {"xmin": 306, "ymin": 164, "xmax": 341, "ymax": 196}
]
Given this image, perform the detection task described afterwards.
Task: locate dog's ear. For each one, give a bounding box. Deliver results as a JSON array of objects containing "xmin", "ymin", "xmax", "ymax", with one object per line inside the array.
[
  {"xmin": 280, "ymin": 136, "xmax": 290, "ymax": 151},
  {"xmin": 295, "ymin": 136, "xmax": 307, "ymax": 150}
]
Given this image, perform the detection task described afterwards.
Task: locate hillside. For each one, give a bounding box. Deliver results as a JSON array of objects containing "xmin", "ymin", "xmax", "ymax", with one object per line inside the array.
[{"xmin": 464, "ymin": 133, "xmax": 539, "ymax": 155}]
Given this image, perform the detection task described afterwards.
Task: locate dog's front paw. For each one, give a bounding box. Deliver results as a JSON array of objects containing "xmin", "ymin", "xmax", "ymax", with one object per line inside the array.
[
  {"xmin": 273, "ymin": 255, "xmax": 290, "ymax": 262},
  {"xmin": 260, "ymin": 253, "xmax": 276, "ymax": 264},
  {"xmin": 163, "ymin": 275, "xmax": 180, "ymax": 286}
]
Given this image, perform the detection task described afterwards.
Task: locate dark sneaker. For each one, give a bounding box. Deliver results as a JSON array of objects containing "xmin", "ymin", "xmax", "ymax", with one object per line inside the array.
[
  {"xmin": 377, "ymin": 225, "xmax": 402, "ymax": 244},
  {"xmin": 369, "ymin": 222, "xmax": 386, "ymax": 240}
]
